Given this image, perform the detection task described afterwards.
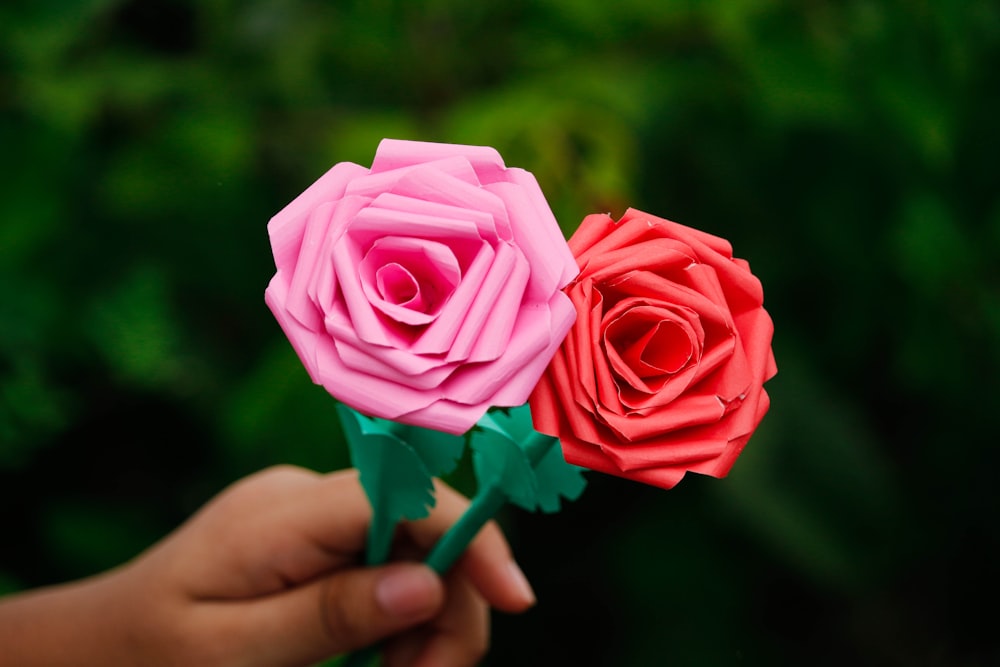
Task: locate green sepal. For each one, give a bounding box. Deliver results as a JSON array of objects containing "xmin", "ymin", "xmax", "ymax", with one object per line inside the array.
[
  {"xmin": 471, "ymin": 404, "xmax": 587, "ymax": 513},
  {"xmin": 336, "ymin": 404, "xmax": 464, "ymax": 564},
  {"xmin": 530, "ymin": 434, "xmax": 588, "ymax": 512},
  {"xmin": 472, "ymin": 411, "xmax": 539, "ymax": 511}
]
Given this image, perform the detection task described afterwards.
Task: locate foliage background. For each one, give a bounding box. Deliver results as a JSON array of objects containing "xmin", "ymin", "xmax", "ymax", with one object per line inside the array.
[{"xmin": 2, "ymin": 1, "xmax": 998, "ymax": 665}]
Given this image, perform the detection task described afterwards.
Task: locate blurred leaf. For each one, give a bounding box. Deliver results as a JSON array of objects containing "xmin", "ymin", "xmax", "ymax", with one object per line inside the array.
[
  {"xmin": 716, "ymin": 346, "xmax": 903, "ymax": 590},
  {"xmin": 890, "ymin": 192, "xmax": 976, "ymax": 298},
  {"xmin": 83, "ymin": 267, "xmax": 196, "ymax": 393},
  {"xmin": 0, "ymin": 360, "xmax": 69, "ymax": 468},
  {"xmin": 220, "ymin": 342, "xmax": 348, "ymax": 473}
]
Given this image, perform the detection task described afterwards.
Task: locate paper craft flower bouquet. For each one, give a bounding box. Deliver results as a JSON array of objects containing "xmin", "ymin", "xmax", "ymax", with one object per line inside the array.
[{"xmin": 265, "ymin": 139, "xmax": 776, "ymax": 659}]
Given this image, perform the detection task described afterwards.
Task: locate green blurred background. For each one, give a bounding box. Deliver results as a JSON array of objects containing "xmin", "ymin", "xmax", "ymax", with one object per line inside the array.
[{"xmin": 2, "ymin": 1, "xmax": 998, "ymax": 665}]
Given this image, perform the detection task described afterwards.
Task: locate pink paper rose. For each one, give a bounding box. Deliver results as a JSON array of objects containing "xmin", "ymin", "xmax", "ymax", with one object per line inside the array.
[{"xmin": 265, "ymin": 139, "xmax": 578, "ymax": 434}]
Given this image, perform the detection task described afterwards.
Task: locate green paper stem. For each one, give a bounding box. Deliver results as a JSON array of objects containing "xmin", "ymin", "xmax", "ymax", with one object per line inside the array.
[
  {"xmin": 425, "ymin": 482, "xmax": 508, "ymax": 574},
  {"xmin": 340, "ymin": 430, "xmax": 558, "ymax": 667},
  {"xmin": 521, "ymin": 428, "xmax": 558, "ymax": 467},
  {"xmin": 426, "ymin": 429, "xmax": 555, "ymax": 574}
]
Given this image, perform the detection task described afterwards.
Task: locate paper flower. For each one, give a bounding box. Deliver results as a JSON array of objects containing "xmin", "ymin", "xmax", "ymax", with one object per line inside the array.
[
  {"xmin": 530, "ymin": 208, "xmax": 777, "ymax": 489},
  {"xmin": 265, "ymin": 139, "xmax": 578, "ymax": 434}
]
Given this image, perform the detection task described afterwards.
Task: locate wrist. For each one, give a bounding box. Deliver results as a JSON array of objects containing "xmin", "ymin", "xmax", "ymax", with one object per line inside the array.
[{"xmin": 0, "ymin": 565, "xmax": 144, "ymax": 665}]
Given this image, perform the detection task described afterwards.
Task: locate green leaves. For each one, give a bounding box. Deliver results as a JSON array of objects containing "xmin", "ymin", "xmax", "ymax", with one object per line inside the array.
[
  {"xmin": 471, "ymin": 405, "xmax": 587, "ymax": 514},
  {"xmin": 337, "ymin": 404, "xmax": 464, "ymax": 564},
  {"xmin": 338, "ymin": 402, "xmax": 586, "ymax": 566}
]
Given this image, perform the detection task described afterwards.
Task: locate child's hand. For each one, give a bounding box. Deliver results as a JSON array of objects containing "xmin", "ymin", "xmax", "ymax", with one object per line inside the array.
[{"xmin": 0, "ymin": 466, "xmax": 536, "ymax": 666}]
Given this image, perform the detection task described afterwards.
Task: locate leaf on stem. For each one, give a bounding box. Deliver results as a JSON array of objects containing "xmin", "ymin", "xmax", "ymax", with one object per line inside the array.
[
  {"xmin": 471, "ymin": 404, "xmax": 587, "ymax": 513},
  {"xmin": 337, "ymin": 404, "xmax": 465, "ymax": 563}
]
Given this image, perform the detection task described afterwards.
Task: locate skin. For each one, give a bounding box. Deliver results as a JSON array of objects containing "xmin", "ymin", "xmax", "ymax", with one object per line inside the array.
[{"xmin": 0, "ymin": 466, "xmax": 536, "ymax": 666}]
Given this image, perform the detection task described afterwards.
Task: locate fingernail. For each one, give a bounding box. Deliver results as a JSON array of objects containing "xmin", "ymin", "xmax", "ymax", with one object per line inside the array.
[
  {"xmin": 508, "ymin": 561, "xmax": 536, "ymax": 606},
  {"xmin": 375, "ymin": 565, "xmax": 441, "ymax": 618}
]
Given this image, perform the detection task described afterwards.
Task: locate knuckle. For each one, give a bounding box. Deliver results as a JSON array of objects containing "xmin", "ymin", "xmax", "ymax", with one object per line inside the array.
[{"xmin": 319, "ymin": 577, "xmax": 365, "ymax": 647}]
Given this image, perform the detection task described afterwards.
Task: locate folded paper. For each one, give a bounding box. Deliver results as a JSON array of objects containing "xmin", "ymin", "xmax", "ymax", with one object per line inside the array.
[
  {"xmin": 530, "ymin": 208, "xmax": 777, "ymax": 490},
  {"xmin": 266, "ymin": 139, "xmax": 579, "ymax": 434}
]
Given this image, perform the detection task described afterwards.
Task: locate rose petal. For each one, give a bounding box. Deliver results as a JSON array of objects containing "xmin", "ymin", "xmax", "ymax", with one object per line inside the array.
[
  {"xmin": 370, "ymin": 191, "xmax": 507, "ymax": 246},
  {"xmin": 486, "ymin": 179, "xmax": 574, "ymax": 302},
  {"xmin": 411, "ymin": 241, "xmax": 495, "ymax": 355},
  {"xmin": 597, "ymin": 392, "xmax": 727, "ymax": 441},
  {"xmin": 313, "ymin": 332, "xmax": 439, "ymax": 420},
  {"xmin": 387, "ymin": 171, "xmax": 512, "ymax": 243},
  {"xmin": 371, "ymin": 138, "xmax": 507, "ymax": 184},
  {"xmin": 441, "ymin": 301, "xmax": 552, "ymax": 404},
  {"xmin": 331, "ymin": 224, "xmax": 393, "ymax": 348},
  {"xmin": 489, "ymin": 291, "xmax": 577, "ymax": 407},
  {"xmin": 560, "ymin": 426, "xmax": 689, "ymax": 489},
  {"xmin": 584, "ymin": 238, "xmax": 697, "ymax": 286},
  {"xmin": 265, "ymin": 273, "xmax": 320, "ymax": 383},
  {"xmin": 599, "ymin": 430, "xmax": 728, "ymax": 470},
  {"xmin": 498, "ymin": 168, "xmax": 578, "ymax": 287},
  {"xmin": 344, "ymin": 156, "xmax": 479, "ymax": 199},
  {"xmin": 397, "ymin": 398, "xmax": 488, "ymax": 436},
  {"xmin": 347, "ymin": 205, "xmax": 483, "ymax": 247},
  {"xmin": 325, "ymin": 309, "xmax": 454, "ymax": 377},
  {"xmin": 602, "ymin": 301, "xmax": 702, "ymax": 380},
  {"xmin": 284, "ymin": 201, "xmax": 336, "ymax": 333},
  {"xmin": 567, "ymin": 213, "xmax": 616, "ymax": 257},
  {"xmin": 306, "ymin": 195, "xmax": 370, "ymax": 319},
  {"xmin": 268, "ymin": 162, "xmax": 368, "ymax": 274},
  {"xmin": 450, "ymin": 243, "xmax": 528, "ymax": 364},
  {"xmin": 333, "ymin": 338, "xmax": 457, "ymax": 391},
  {"xmin": 359, "ymin": 237, "xmax": 460, "ymax": 325}
]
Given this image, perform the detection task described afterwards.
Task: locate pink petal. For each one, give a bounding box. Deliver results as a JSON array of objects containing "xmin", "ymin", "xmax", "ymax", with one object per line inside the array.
[
  {"xmin": 486, "ymin": 178, "xmax": 575, "ymax": 302},
  {"xmin": 466, "ymin": 247, "xmax": 530, "ymax": 363},
  {"xmin": 442, "ymin": 301, "xmax": 552, "ymax": 404},
  {"xmin": 446, "ymin": 242, "xmax": 520, "ymax": 363},
  {"xmin": 388, "ymin": 170, "xmax": 513, "ymax": 243},
  {"xmin": 489, "ymin": 291, "xmax": 577, "ymax": 406},
  {"xmin": 333, "ymin": 338, "xmax": 457, "ymax": 391},
  {"xmin": 359, "ymin": 237, "xmax": 460, "ymax": 326},
  {"xmin": 411, "ymin": 242, "xmax": 494, "ymax": 355},
  {"xmin": 502, "ymin": 168, "xmax": 578, "ymax": 286},
  {"xmin": 344, "ymin": 156, "xmax": 479, "ymax": 199},
  {"xmin": 284, "ymin": 201, "xmax": 335, "ymax": 333},
  {"xmin": 370, "ymin": 191, "xmax": 506, "ymax": 246},
  {"xmin": 371, "ymin": 138, "xmax": 506, "ymax": 184},
  {"xmin": 264, "ymin": 273, "xmax": 320, "ymax": 383},
  {"xmin": 268, "ymin": 162, "xmax": 368, "ymax": 274}
]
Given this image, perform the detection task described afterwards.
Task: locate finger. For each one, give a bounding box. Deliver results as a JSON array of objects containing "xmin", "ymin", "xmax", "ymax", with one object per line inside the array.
[
  {"xmin": 221, "ymin": 562, "xmax": 445, "ymax": 666},
  {"xmin": 161, "ymin": 469, "xmax": 370, "ymax": 599},
  {"xmin": 383, "ymin": 573, "xmax": 489, "ymax": 667},
  {"xmin": 403, "ymin": 480, "xmax": 536, "ymax": 613}
]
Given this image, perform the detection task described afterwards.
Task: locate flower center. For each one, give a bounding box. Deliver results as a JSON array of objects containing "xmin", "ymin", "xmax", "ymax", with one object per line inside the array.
[
  {"xmin": 359, "ymin": 236, "xmax": 461, "ymax": 326},
  {"xmin": 633, "ymin": 321, "xmax": 691, "ymax": 375},
  {"xmin": 376, "ymin": 263, "xmax": 422, "ymax": 308}
]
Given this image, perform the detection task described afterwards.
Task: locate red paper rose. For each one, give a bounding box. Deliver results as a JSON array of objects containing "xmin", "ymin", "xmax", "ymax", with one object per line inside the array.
[{"xmin": 530, "ymin": 208, "xmax": 776, "ymax": 489}]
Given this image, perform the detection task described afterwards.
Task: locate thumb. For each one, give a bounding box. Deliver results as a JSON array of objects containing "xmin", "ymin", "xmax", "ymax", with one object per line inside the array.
[
  {"xmin": 231, "ymin": 563, "xmax": 445, "ymax": 666},
  {"xmin": 321, "ymin": 563, "xmax": 445, "ymax": 652}
]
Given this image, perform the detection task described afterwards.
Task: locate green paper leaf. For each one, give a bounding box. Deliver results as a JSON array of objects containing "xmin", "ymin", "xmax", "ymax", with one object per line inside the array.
[
  {"xmin": 396, "ymin": 423, "xmax": 466, "ymax": 478},
  {"xmin": 531, "ymin": 437, "xmax": 588, "ymax": 513},
  {"xmin": 471, "ymin": 404, "xmax": 587, "ymax": 513},
  {"xmin": 337, "ymin": 405, "xmax": 443, "ymax": 564},
  {"xmin": 472, "ymin": 412, "xmax": 539, "ymax": 510}
]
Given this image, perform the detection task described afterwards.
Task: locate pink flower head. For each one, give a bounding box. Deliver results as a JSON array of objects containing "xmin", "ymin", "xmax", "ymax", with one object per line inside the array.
[{"xmin": 266, "ymin": 139, "xmax": 578, "ymax": 434}]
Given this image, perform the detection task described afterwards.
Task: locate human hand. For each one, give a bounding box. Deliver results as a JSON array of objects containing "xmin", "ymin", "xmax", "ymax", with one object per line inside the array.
[{"xmin": 0, "ymin": 466, "xmax": 536, "ymax": 666}]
